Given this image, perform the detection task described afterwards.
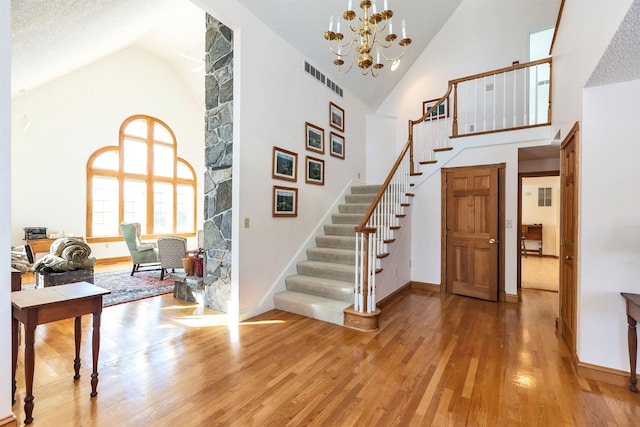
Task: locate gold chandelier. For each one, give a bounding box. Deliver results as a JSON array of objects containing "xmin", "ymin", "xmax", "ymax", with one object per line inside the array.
[{"xmin": 323, "ymin": 0, "xmax": 411, "ymax": 77}]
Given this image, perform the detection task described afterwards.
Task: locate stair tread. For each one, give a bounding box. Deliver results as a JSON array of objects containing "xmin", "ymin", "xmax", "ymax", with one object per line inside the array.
[
  {"xmin": 308, "ymin": 247, "xmax": 355, "ymax": 255},
  {"xmin": 297, "ymin": 260, "xmax": 354, "ymax": 272},
  {"xmin": 286, "ymin": 274, "xmax": 353, "ymax": 289}
]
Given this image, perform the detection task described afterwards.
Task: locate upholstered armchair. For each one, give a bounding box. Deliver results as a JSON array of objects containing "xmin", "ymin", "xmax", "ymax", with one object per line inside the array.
[
  {"xmin": 120, "ymin": 222, "xmax": 160, "ymax": 276},
  {"xmin": 157, "ymin": 236, "xmax": 188, "ymax": 280}
]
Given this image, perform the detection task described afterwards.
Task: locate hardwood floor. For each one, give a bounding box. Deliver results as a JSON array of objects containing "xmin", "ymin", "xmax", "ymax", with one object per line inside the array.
[{"xmin": 11, "ymin": 287, "xmax": 640, "ymax": 426}]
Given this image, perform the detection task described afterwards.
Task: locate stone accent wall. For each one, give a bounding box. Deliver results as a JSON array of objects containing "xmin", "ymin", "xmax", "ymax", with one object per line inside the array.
[{"xmin": 203, "ymin": 14, "xmax": 233, "ymax": 313}]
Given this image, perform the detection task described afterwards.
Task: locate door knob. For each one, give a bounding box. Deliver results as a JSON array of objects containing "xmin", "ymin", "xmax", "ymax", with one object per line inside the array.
[
  {"xmin": 489, "ymin": 238, "xmax": 498, "ymax": 244},
  {"xmin": 565, "ymin": 255, "xmax": 574, "ymax": 261}
]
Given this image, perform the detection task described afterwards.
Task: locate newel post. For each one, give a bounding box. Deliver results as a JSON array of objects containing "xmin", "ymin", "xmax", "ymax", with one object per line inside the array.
[{"xmin": 345, "ymin": 227, "xmax": 380, "ymax": 332}]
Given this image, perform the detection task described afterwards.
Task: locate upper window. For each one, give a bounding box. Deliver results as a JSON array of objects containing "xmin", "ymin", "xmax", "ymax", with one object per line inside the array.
[
  {"xmin": 87, "ymin": 115, "xmax": 196, "ymax": 238},
  {"xmin": 538, "ymin": 187, "xmax": 552, "ymax": 207}
]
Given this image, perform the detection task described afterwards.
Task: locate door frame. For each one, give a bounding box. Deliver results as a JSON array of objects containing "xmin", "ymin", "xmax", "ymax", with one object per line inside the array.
[
  {"xmin": 558, "ymin": 122, "xmax": 580, "ymax": 356},
  {"xmin": 441, "ymin": 163, "xmax": 506, "ymax": 300},
  {"xmin": 516, "ymin": 170, "xmax": 560, "ymax": 301}
]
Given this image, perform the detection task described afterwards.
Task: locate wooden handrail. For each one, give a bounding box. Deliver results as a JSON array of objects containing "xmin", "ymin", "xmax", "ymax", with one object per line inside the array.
[
  {"xmin": 355, "ymin": 140, "xmax": 412, "ymax": 232},
  {"xmin": 410, "ymin": 84, "xmax": 454, "ymax": 127},
  {"xmin": 449, "ymin": 57, "xmax": 552, "ymax": 85}
]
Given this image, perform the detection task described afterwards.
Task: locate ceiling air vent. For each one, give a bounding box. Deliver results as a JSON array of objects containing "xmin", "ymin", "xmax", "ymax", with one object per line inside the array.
[{"xmin": 304, "ymin": 61, "xmax": 343, "ymax": 98}]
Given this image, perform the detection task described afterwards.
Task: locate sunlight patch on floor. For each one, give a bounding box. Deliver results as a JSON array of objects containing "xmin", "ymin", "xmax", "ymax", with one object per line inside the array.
[{"xmin": 173, "ymin": 313, "xmax": 229, "ymax": 327}]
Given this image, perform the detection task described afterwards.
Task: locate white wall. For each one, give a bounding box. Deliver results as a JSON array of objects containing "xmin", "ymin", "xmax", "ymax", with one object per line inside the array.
[
  {"xmin": 1, "ymin": 0, "xmax": 13, "ymax": 420},
  {"xmin": 10, "ymin": 46, "xmax": 205, "ymax": 256},
  {"xmin": 522, "ymin": 176, "xmax": 560, "ymax": 256},
  {"xmin": 579, "ymin": 79, "xmax": 640, "ymax": 370},
  {"xmin": 376, "ymin": 0, "xmax": 561, "ymax": 148},
  {"xmin": 365, "ymin": 114, "xmax": 398, "ymax": 184},
  {"xmin": 196, "ymin": 0, "xmax": 368, "ymax": 318}
]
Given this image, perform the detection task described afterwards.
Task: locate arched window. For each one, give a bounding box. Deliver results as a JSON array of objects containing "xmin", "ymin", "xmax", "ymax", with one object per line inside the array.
[{"xmin": 87, "ymin": 115, "xmax": 196, "ymax": 238}]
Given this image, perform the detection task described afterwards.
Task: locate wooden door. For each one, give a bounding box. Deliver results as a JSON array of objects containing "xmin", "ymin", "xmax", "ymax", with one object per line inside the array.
[
  {"xmin": 445, "ymin": 166, "xmax": 500, "ymax": 301},
  {"xmin": 559, "ymin": 123, "xmax": 579, "ymax": 353}
]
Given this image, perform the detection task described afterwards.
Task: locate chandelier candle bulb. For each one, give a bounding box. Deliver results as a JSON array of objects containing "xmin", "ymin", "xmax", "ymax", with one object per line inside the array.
[
  {"xmin": 348, "ymin": 0, "xmax": 352, "ymax": 11},
  {"xmin": 329, "ymin": 15, "xmax": 334, "ymax": 32},
  {"xmin": 389, "ymin": 19, "xmax": 393, "ymax": 34},
  {"xmin": 402, "ymin": 19, "xmax": 406, "ymax": 39},
  {"xmin": 372, "ymin": 0, "xmax": 377, "ymax": 14},
  {"xmin": 384, "ymin": 0, "xmax": 388, "ymax": 10}
]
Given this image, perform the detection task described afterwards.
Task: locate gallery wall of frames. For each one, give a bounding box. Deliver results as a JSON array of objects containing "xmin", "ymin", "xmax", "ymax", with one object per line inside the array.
[{"xmin": 271, "ymin": 102, "xmax": 346, "ymax": 217}]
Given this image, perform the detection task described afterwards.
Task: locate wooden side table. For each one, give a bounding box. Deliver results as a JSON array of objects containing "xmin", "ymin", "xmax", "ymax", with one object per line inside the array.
[
  {"xmin": 11, "ymin": 282, "xmax": 110, "ymax": 424},
  {"xmin": 621, "ymin": 292, "xmax": 640, "ymax": 392}
]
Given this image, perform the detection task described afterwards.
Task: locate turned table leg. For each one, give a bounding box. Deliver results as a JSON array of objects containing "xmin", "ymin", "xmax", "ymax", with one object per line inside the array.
[
  {"xmin": 74, "ymin": 316, "xmax": 82, "ymax": 380},
  {"xmin": 627, "ymin": 314, "xmax": 638, "ymax": 393},
  {"xmin": 90, "ymin": 302, "xmax": 103, "ymax": 398},
  {"xmin": 23, "ymin": 310, "xmax": 37, "ymax": 424},
  {"xmin": 11, "ymin": 312, "xmax": 18, "ymax": 405}
]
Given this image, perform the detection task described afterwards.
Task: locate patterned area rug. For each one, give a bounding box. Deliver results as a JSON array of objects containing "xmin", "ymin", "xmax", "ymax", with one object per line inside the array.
[
  {"xmin": 96, "ymin": 270, "xmax": 175, "ymax": 307},
  {"xmin": 23, "ymin": 269, "xmax": 175, "ymax": 307}
]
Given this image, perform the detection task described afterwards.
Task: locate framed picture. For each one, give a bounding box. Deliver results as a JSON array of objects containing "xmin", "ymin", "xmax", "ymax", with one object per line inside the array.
[
  {"xmin": 329, "ymin": 102, "xmax": 345, "ymax": 132},
  {"xmin": 272, "ymin": 146, "xmax": 297, "ymax": 182},
  {"xmin": 329, "ymin": 132, "xmax": 345, "ymax": 159},
  {"xmin": 422, "ymin": 97, "xmax": 449, "ymax": 120},
  {"xmin": 273, "ymin": 186, "xmax": 298, "ymax": 217},
  {"xmin": 305, "ymin": 156, "xmax": 325, "ymax": 185},
  {"xmin": 305, "ymin": 122, "xmax": 324, "ymax": 154}
]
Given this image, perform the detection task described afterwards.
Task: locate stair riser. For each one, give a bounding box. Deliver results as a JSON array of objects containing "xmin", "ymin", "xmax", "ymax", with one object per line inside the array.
[
  {"xmin": 338, "ymin": 204, "xmax": 370, "ymax": 214},
  {"xmin": 315, "ymin": 236, "xmax": 356, "ymax": 250},
  {"xmin": 297, "ymin": 263, "xmax": 355, "ymax": 282},
  {"xmin": 306, "ymin": 248, "xmax": 355, "ymax": 266},
  {"xmin": 331, "ymin": 214, "xmax": 364, "ymax": 225},
  {"xmin": 351, "ymin": 185, "xmax": 381, "ymax": 195},
  {"xmin": 273, "ymin": 294, "xmax": 347, "ymax": 326},
  {"xmin": 324, "ymin": 224, "xmax": 356, "ymax": 237},
  {"xmin": 345, "ymin": 194, "xmax": 376, "ymax": 204}
]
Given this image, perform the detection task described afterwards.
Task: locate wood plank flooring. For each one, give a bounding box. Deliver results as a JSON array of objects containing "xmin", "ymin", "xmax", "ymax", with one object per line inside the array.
[{"xmin": 11, "ymin": 287, "xmax": 640, "ymax": 426}]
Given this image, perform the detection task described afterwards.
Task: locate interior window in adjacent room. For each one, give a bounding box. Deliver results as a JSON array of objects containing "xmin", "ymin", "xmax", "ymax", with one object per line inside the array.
[{"xmin": 86, "ymin": 114, "xmax": 196, "ymax": 238}]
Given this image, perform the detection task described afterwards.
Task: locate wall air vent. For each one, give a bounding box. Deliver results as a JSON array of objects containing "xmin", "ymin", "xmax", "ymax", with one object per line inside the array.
[{"xmin": 304, "ymin": 61, "xmax": 343, "ymax": 98}]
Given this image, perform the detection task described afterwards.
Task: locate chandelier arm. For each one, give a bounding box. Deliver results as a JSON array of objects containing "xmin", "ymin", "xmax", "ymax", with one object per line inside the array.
[
  {"xmin": 336, "ymin": 47, "xmax": 358, "ymax": 75},
  {"xmin": 375, "ymin": 42, "xmax": 408, "ymax": 62},
  {"xmin": 327, "ymin": 37, "xmax": 360, "ymax": 58}
]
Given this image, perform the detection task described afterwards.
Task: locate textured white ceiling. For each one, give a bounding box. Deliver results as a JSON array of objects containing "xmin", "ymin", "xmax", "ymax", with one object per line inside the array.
[
  {"xmin": 11, "ymin": 0, "xmax": 204, "ymax": 101},
  {"xmin": 12, "ymin": 0, "xmax": 638, "ymax": 109},
  {"xmin": 585, "ymin": 0, "xmax": 640, "ymax": 88},
  {"xmin": 10, "ymin": 0, "xmax": 461, "ymax": 108}
]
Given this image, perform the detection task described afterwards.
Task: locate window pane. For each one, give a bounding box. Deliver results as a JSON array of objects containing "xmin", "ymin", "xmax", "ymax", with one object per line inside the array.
[
  {"xmin": 153, "ymin": 182, "xmax": 173, "ymax": 234},
  {"xmin": 177, "ymin": 160, "xmax": 193, "ymax": 180},
  {"xmin": 123, "ymin": 138, "xmax": 147, "ymax": 174},
  {"xmin": 92, "ymin": 149, "xmax": 119, "ymax": 171},
  {"xmin": 92, "ymin": 176, "xmax": 118, "ymax": 236},
  {"xmin": 154, "ymin": 144, "xmax": 173, "ymax": 178},
  {"xmin": 154, "ymin": 122, "xmax": 172, "ymax": 143},
  {"xmin": 176, "ymin": 184, "xmax": 194, "ymax": 232},
  {"xmin": 123, "ymin": 179, "xmax": 147, "ymax": 231},
  {"xmin": 125, "ymin": 118, "xmax": 147, "ymax": 138}
]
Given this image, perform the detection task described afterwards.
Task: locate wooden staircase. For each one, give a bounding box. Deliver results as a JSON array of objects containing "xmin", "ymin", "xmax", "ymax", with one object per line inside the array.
[{"xmin": 273, "ymin": 184, "xmax": 381, "ymax": 326}]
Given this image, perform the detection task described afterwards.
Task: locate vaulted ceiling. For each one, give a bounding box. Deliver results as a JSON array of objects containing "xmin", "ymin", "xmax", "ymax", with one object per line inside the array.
[
  {"xmin": 11, "ymin": 0, "xmax": 640, "ymax": 109},
  {"xmin": 10, "ymin": 0, "xmax": 461, "ymax": 109}
]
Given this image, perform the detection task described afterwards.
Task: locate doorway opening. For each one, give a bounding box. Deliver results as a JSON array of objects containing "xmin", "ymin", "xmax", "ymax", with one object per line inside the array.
[{"xmin": 518, "ymin": 172, "xmax": 560, "ymax": 295}]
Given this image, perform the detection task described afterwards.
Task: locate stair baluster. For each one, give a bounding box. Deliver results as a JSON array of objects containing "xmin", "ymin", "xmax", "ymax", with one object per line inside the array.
[{"xmin": 354, "ymin": 147, "xmax": 413, "ymax": 314}]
